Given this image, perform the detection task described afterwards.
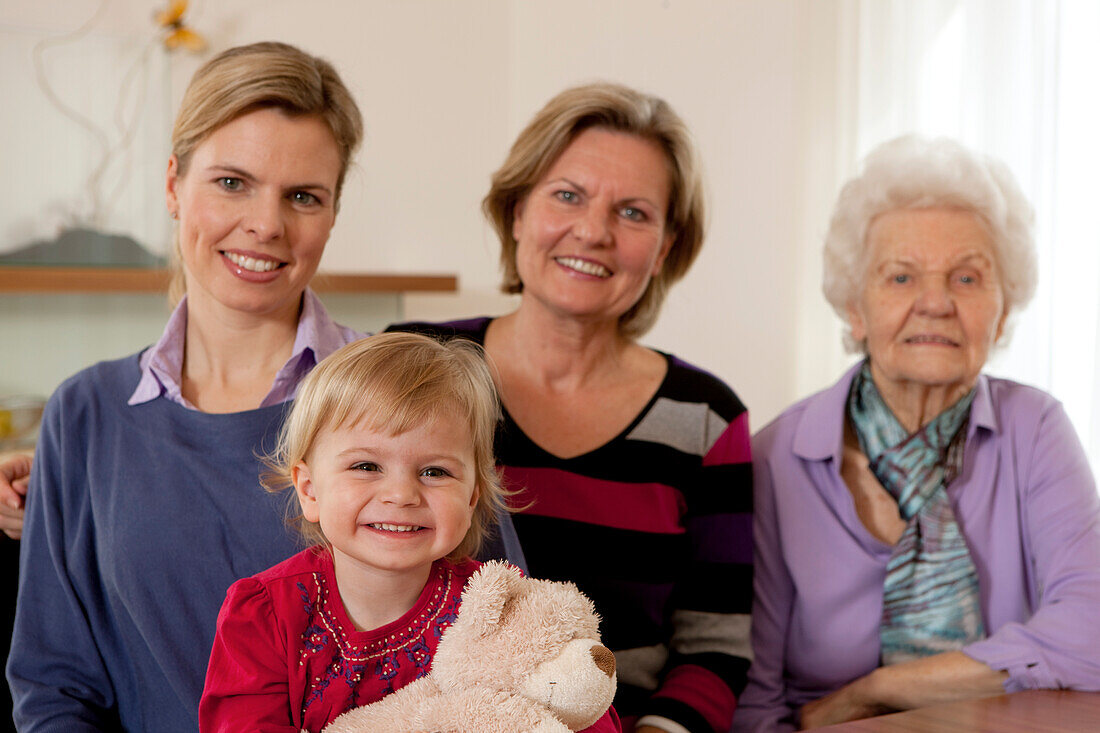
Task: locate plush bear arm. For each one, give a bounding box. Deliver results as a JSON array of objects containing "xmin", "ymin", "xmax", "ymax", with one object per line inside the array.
[
  {"xmin": 322, "ymin": 676, "xmax": 440, "ymax": 733},
  {"xmin": 416, "ymin": 687, "xmax": 571, "ymax": 733}
]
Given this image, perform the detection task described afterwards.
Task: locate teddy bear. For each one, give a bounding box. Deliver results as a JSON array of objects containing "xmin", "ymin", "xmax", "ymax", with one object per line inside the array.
[{"xmin": 323, "ymin": 561, "xmax": 617, "ymax": 733}]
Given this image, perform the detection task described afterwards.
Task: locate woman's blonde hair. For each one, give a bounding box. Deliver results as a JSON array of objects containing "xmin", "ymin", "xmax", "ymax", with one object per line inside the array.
[
  {"xmin": 263, "ymin": 332, "xmax": 506, "ymax": 562},
  {"xmin": 483, "ymin": 82, "xmax": 707, "ymax": 338},
  {"xmin": 168, "ymin": 41, "xmax": 364, "ymax": 303}
]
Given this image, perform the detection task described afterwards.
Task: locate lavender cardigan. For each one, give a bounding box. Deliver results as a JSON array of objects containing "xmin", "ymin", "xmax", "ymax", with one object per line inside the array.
[{"xmin": 733, "ymin": 363, "xmax": 1100, "ymax": 732}]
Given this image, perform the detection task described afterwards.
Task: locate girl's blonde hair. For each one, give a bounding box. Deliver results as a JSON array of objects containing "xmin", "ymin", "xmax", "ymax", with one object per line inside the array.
[
  {"xmin": 168, "ymin": 41, "xmax": 364, "ymax": 304},
  {"xmin": 483, "ymin": 81, "xmax": 707, "ymax": 339},
  {"xmin": 263, "ymin": 332, "xmax": 506, "ymax": 562}
]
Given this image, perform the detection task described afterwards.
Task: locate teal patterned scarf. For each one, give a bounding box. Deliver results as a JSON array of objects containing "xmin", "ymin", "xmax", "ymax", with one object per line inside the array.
[{"xmin": 848, "ymin": 362, "xmax": 985, "ymax": 664}]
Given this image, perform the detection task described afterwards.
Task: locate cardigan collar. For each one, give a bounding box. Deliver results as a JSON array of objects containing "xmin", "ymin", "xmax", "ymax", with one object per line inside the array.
[{"xmin": 792, "ymin": 360, "xmax": 999, "ymax": 463}]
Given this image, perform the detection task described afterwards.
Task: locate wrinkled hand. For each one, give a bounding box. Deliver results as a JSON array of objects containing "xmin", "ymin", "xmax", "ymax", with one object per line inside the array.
[
  {"xmin": 0, "ymin": 453, "xmax": 32, "ymax": 540},
  {"xmin": 798, "ymin": 676, "xmax": 889, "ymax": 730}
]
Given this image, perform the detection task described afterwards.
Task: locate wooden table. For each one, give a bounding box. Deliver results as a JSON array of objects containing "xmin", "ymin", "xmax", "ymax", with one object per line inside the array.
[{"xmin": 815, "ymin": 690, "xmax": 1100, "ymax": 732}]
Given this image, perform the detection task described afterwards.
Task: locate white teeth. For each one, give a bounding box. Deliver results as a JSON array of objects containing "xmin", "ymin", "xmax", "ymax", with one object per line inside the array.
[
  {"xmin": 556, "ymin": 257, "xmax": 610, "ymax": 278},
  {"xmin": 369, "ymin": 523, "xmax": 421, "ymax": 533},
  {"xmin": 223, "ymin": 251, "xmax": 281, "ymax": 272}
]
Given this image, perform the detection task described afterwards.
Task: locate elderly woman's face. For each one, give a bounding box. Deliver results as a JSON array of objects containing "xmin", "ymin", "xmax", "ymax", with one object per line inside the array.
[
  {"xmin": 511, "ymin": 127, "xmax": 673, "ymax": 328},
  {"xmin": 848, "ymin": 207, "xmax": 1006, "ymax": 393}
]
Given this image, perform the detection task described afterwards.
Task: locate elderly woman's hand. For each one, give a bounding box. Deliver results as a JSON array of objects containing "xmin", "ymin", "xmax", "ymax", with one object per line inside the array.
[
  {"xmin": 798, "ymin": 674, "xmax": 889, "ymax": 729},
  {"xmin": 799, "ymin": 652, "xmax": 1008, "ymax": 728},
  {"xmin": 840, "ymin": 436, "xmax": 905, "ymax": 546}
]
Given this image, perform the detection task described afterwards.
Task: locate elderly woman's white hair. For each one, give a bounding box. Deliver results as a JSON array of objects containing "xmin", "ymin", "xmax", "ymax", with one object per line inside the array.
[{"xmin": 822, "ymin": 135, "xmax": 1038, "ymax": 352}]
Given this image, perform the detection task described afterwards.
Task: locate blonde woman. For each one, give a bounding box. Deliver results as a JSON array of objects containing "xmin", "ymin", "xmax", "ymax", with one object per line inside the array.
[
  {"xmin": 10, "ymin": 43, "xmax": 368, "ymax": 732},
  {"xmin": 393, "ymin": 83, "xmax": 754, "ymax": 733}
]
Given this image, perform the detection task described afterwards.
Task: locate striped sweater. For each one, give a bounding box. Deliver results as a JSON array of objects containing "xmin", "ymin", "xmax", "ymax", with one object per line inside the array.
[{"xmin": 388, "ymin": 318, "xmax": 753, "ymax": 733}]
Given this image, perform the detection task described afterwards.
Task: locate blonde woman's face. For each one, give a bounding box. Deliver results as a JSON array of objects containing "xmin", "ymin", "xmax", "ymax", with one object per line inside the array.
[
  {"xmin": 166, "ymin": 108, "xmax": 341, "ymax": 321},
  {"xmin": 848, "ymin": 207, "xmax": 1007, "ymax": 396}
]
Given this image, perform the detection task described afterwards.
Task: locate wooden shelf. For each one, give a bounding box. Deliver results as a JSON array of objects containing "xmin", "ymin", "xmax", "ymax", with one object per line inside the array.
[{"xmin": 0, "ymin": 266, "xmax": 457, "ymax": 294}]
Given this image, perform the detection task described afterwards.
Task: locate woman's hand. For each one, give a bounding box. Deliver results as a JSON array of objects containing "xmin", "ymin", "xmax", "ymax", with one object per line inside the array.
[
  {"xmin": 840, "ymin": 428, "xmax": 905, "ymax": 545},
  {"xmin": 799, "ymin": 652, "xmax": 1007, "ymax": 729},
  {"xmin": 0, "ymin": 453, "xmax": 32, "ymax": 540},
  {"xmin": 798, "ymin": 675, "xmax": 889, "ymax": 729}
]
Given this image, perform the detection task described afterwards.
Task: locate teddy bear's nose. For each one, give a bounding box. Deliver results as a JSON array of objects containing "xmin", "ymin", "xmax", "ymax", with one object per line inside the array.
[{"xmin": 590, "ymin": 644, "xmax": 616, "ymax": 678}]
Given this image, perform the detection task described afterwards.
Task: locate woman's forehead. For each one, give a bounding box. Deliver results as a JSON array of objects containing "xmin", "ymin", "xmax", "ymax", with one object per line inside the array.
[{"xmin": 866, "ymin": 207, "xmax": 995, "ymax": 262}]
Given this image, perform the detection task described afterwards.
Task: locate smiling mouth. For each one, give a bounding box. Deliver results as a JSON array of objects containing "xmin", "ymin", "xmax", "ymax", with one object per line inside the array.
[
  {"xmin": 366, "ymin": 523, "xmax": 425, "ymax": 533},
  {"xmin": 222, "ymin": 251, "xmax": 286, "ymax": 273},
  {"xmin": 906, "ymin": 335, "xmax": 959, "ymax": 346},
  {"xmin": 555, "ymin": 257, "xmax": 610, "ymax": 278}
]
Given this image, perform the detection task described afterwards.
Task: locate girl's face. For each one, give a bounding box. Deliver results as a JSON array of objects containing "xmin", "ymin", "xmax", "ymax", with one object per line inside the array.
[
  {"xmin": 166, "ymin": 107, "xmax": 342, "ymax": 322},
  {"xmin": 292, "ymin": 411, "xmax": 479, "ymax": 588}
]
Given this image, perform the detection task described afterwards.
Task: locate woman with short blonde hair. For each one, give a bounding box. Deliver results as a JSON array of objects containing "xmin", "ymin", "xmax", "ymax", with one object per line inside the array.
[
  {"xmin": 393, "ymin": 82, "xmax": 753, "ymax": 733},
  {"xmin": 483, "ymin": 81, "xmax": 706, "ymax": 338}
]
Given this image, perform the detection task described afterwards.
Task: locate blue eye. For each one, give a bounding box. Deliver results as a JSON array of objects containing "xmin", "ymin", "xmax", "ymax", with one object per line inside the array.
[
  {"xmin": 555, "ymin": 190, "xmax": 578, "ymax": 203},
  {"xmin": 958, "ymin": 274, "xmax": 975, "ymax": 284},
  {"xmin": 892, "ymin": 274, "xmax": 910, "ymax": 284},
  {"xmin": 621, "ymin": 207, "xmax": 645, "ymax": 222},
  {"xmin": 218, "ymin": 177, "xmax": 243, "ymax": 191},
  {"xmin": 292, "ymin": 191, "xmax": 319, "ymax": 206}
]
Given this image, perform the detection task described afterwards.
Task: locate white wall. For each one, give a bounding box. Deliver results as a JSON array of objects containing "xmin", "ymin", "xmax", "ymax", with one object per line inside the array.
[{"xmin": 2, "ymin": 0, "xmax": 846, "ymax": 428}]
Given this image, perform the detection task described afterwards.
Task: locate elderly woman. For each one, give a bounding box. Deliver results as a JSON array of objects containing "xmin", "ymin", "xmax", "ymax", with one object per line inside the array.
[
  {"xmin": 734, "ymin": 136, "xmax": 1100, "ymax": 731},
  {"xmin": 393, "ymin": 83, "xmax": 754, "ymax": 733}
]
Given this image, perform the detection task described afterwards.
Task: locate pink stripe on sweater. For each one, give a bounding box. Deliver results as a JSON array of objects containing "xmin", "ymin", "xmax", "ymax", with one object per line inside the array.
[
  {"xmin": 703, "ymin": 411, "xmax": 751, "ymax": 466},
  {"xmin": 502, "ymin": 466, "xmax": 686, "ymax": 534},
  {"xmin": 653, "ymin": 663, "xmax": 737, "ymax": 732}
]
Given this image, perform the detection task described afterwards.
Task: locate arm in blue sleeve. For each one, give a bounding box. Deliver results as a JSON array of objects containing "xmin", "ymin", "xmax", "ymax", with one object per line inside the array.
[
  {"xmin": 6, "ymin": 394, "xmax": 120, "ymax": 732},
  {"xmin": 476, "ymin": 507, "xmax": 528, "ymax": 575}
]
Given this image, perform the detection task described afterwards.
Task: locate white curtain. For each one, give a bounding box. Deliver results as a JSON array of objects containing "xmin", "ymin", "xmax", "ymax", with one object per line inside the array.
[{"xmin": 830, "ymin": 0, "xmax": 1100, "ymax": 470}]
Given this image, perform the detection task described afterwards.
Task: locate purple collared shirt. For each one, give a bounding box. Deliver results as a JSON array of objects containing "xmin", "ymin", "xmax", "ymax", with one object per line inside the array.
[
  {"xmin": 733, "ymin": 363, "xmax": 1100, "ymax": 732},
  {"xmin": 129, "ymin": 289, "xmax": 364, "ymax": 409}
]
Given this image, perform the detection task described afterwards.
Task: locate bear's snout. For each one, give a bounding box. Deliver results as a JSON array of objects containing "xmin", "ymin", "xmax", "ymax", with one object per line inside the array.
[{"xmin": 590, "ymin": 644, "xmax": 615, "ymax": 678}]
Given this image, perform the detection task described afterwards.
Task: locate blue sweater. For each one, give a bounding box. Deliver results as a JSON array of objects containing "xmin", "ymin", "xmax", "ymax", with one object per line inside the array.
[{"xmin": 8, "ymin": 354, "xmax": 311, "ymax": 732}]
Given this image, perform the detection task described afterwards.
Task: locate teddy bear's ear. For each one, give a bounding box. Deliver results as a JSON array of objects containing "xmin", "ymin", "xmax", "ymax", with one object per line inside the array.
[{"xmin": 458, "ymin": 561, "xmax": 525, "ymax": 639}]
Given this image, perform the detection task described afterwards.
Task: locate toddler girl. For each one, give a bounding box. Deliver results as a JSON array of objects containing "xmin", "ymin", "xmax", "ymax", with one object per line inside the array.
[{"xmin": 198, "ymin": 332, "xmax": 618, "ymax": 732}]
